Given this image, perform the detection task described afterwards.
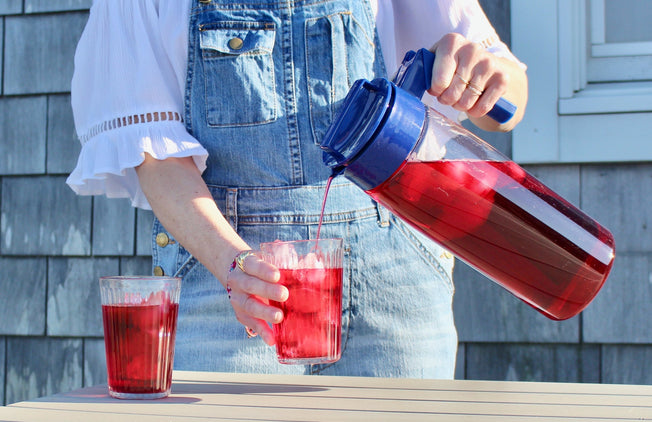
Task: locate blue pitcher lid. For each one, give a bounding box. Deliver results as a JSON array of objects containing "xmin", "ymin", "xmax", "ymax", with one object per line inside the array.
[{"xmin": 320, "ymin": 77, "xmax": 426, "ymax": 191}]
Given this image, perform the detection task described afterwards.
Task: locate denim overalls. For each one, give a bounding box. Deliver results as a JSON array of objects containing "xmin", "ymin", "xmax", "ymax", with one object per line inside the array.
[{"xmin": 153, "ymin": 0, "xmax": 457, "ymax": 378}]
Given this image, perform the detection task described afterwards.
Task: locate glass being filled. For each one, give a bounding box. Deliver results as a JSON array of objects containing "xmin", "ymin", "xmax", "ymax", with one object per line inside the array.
[{"xmin": 262, "ymin": 238, "xmax": 344, "ymax": 364}]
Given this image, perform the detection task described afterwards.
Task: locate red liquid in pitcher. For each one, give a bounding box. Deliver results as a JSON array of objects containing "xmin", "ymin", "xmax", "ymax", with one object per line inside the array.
[
  {"xmin": 271, "ymin": 267, "xmax": 343, "ymax": 364},
  {"xmin": 102, "ymin": 302, "xmax": 179, "ymax": 395},
  {"xmin": 368, "ymin": 160, "xmax": 615, "ymax": 320}
]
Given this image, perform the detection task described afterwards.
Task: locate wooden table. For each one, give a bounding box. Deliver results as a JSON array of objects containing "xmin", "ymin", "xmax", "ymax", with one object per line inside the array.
[{"xmin": 1, "ymin": 371, "xmax": 651, "ymax": 421}]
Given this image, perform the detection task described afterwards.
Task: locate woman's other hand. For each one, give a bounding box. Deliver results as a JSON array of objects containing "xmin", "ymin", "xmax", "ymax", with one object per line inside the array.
[{"xmin": 428, "ymin": 33, "xmax": 528, "ymax": 132}]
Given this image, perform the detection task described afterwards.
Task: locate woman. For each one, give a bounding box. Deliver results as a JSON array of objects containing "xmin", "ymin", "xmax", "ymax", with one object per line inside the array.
[{"xmin": 68, "ymin": 0, "xmax": 527, "ymax": 378}]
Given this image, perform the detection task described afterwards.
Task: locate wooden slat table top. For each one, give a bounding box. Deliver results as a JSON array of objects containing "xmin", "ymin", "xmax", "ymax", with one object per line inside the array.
[{"xmin": 1, "ymin": 371, "xmax": 651, "ymax": 421}]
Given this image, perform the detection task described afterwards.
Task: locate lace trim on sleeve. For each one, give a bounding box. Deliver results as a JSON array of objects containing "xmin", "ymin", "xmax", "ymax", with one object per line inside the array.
[{"xmin": 79, "ymin": 111, "xmax": 184, "ymax": 144}]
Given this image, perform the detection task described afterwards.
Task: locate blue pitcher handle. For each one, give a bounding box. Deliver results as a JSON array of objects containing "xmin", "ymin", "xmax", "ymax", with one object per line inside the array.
[{"xmin": 392, "ymin": 48, "xmax": 516, "ymax": 124}]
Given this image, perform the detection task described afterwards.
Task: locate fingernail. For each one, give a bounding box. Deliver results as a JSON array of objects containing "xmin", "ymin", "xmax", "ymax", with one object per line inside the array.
[
  {"xmin": 280, "ymin": 288, "xmax": 289, "ymax": 301},
  {"xmin": 274, "ymin": 311, "xmax": 283, "ymax": 323}
]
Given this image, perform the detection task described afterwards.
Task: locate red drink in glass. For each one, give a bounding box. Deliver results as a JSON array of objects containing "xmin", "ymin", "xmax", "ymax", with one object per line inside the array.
[
  {"xmin": 102, "ymin": 302, "xmax": 178, "ymax": 397},
  {"xmin": 261, "ymin": 238, "xmax": 344, "ymax": 364},
  {"xmin": 368, "ymin": 160, "xmax": 615, "ymax": 320},
  {"xmin": 271, "ymin": 267, "xmax": 343, "ymax": 364},
  {"xmin": 99, "ymin": 276, "xmax": 181, "ymax": 399}
]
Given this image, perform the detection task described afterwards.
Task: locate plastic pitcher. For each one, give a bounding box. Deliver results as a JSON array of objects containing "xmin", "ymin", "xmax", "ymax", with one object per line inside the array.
[{"xmin": 319, "ymin": 49, "xmax": 615, "ymax": 320}]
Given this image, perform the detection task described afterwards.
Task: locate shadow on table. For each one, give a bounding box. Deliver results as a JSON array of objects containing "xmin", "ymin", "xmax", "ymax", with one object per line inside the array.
[
  {"xmin": 172, "ymin": 381, "xmax": 329, "ymax": 396},
  {"xmin": 40, "ymin": 381, "xmax": 329, "ymax": 405}
]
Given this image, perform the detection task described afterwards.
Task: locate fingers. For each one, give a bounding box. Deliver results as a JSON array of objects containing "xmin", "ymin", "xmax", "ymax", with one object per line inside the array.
[
  {"xmin": 225, "ymin": 279, "xmax": 281, "ymax": 345},
  {"xmin": 234, "ymin": 312, "xmax": 276, "ymax": 346},
  {"xmin": 232, "ymin": 253, "xmax": 288, "ymax": 302},
  {"xmin": 429, "ymin": 38, "xmax": 458, "ymax": 98},
  {"xmin": 231, "ymin": 298, "xmax": 278, "ymax": 346},
  {"xmin": 467, "ymin": 71, "xmax": 509, "ymax": 118},
  {"xmin": 428, "ymin": 33, "xmax": 508, "ymax": 117},
  {"xmin": 229, "ymin": 284, "xmax": 283, "ymax": 324},
  {"xmin": 224, "ymin": 251, "xmax": 288, "ymax": 346},
  {"xmin": 236, "ymin": 252, "xmax": 280, "ymax": 283}
]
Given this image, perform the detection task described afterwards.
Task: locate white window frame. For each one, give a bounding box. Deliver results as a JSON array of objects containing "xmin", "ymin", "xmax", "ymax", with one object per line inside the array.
[
  {"xmin": 587, "ymin": 0, "xmax": 652, "ymax": 84},
  {"xmin": 511, "ymin": 0, "xmax": 652, "ymax": 164}
]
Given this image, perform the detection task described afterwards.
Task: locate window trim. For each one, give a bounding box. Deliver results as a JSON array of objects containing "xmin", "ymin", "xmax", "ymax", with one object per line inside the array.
[
  {"xmin": 511, "ymin": 0, "xmax": 652, "ymax": 164},
  {"xmin": 588, "ymin": 0, "xmax": 652, "ymax": 82}
]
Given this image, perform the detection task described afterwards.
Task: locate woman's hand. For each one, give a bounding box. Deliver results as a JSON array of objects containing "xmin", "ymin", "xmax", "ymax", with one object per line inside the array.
[
  {"xmin": 225, "ymin": 252, "xmax": 289, "ymax": 345},
  {"xmin": 428, "ymin": 33, "xmax": 528, "ymax": 132}
]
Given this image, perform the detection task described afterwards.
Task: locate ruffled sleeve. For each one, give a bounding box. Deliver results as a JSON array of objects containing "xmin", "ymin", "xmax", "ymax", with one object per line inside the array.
[{"xmin": 66, "ymin": 0, "xmax": 207, "ymax": 210}]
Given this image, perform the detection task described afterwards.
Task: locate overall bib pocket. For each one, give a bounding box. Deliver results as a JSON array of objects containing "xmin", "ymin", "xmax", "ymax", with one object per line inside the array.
[
  {"xmin": 305, "ymin": 11, "xmax": 377, "ymax": 145},
  {"xmin": 200, "ymin": 21, "xmax": 277, "ymax": 127}
]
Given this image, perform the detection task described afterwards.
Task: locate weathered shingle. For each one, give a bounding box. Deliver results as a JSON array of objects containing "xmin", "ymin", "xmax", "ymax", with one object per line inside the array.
[
  {"xmin": 0, "ymin": 258, "xmax": 46, "ymax": 335},
  {"xmin": 581, "ymin": 164, "xmax": 652, "ymax": 253},
  {"xmin": 454, "ymin": 344, "xmax": 465, "ymax": 380},
  {"xmin": 454, "ymin": 261, "xmax": 580, "ymax": 343},
  {"xmin": 25, "ymin": 0, "xmax": 92, "ymax": 13},
  {"xmin": 465, "ymin": 343, "xmax": 600, "ymax": 383},
  {"xmin": 47, "ymin": 257, "xmax": 118, "ymax": 337},
  {"xmin": 602, "ymin": 344, "xmax": 652, "ymax": 384},
  {"xmin": 0, "ymin": 337, "xmax": 5, "ymax": 404},
  {"xmin": 47, "ymin": 94, "xmax": 80, "ymax": 174},
  {"xmin": 4, "ymin": 12, "xmax": 88, "ymax": 95},
  {"xmin": 583, "ymin": 253, "xmax": 652, "ymax": 343},
  {"xmin": 0, "ymin": 96, "xmax": 47, "ymax": 175},
  {"xmin": 83, "ymin": 338, "xmax": 107, "ymax": 388},
  {"xmin": 92, "ymin": 196, "xmax": 135, "ymax": 256},
  {"xmin": 0, "ymin": 19, "xmax": 3, "ymax": 94},
  {"xmin": 1, "ymin": 176, "xmax": 91, "ymax": 255},
  {"xmin": 5, "ymin": 337, "xmax": 83, "ymax": 404},
  {"xmin": 0, "ymin": 1, "xmax": 21, "ymax": 15},
  {"xmin": 120, "ymin": 256, "xmax": 153, "ymax": 276},
  {"xmin": 136, "ymin": 209, "xmax": 155, "ymax": 256}
]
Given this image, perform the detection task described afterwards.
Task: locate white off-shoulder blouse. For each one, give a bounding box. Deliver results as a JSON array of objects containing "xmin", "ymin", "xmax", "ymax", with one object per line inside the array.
[{"xmin": 67, "ymin": 0, "xmax": 521, "ymax": 209}]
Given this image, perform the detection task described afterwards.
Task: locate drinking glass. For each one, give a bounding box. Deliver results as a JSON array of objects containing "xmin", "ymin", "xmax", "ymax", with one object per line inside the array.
[
  {"xmin": 261, "ymin": 239, "xmax": 344, "ymax": 364},
  {"xmin": 99, "ymin": 276, "xmax": 181, "ymax": 399}
]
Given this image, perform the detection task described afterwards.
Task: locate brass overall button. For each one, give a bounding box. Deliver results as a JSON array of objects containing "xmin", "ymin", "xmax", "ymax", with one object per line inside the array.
[
  {"xmin": 153, "ymin": 266, "xmax": 164, "ymax": 276},
  {"xmin": 228, "ymin": 37, "xmax": 244, "ymax": 50},
  {"xmin": 156, "ymin": 232, "xmax": 170, "ymax": 248}
]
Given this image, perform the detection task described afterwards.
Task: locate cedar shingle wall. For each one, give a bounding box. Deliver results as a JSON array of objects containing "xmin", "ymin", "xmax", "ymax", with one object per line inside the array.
[{"xmin": 0, "ymin": 0, "xmax": 650, "ymax": 406}]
